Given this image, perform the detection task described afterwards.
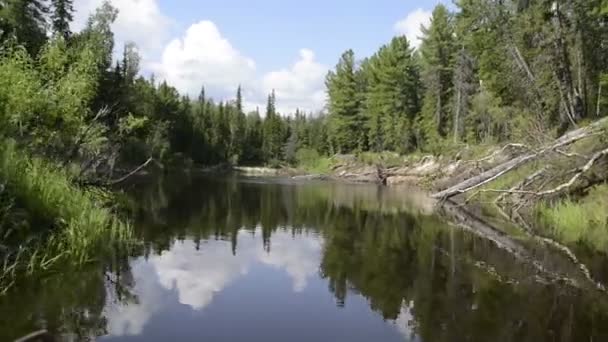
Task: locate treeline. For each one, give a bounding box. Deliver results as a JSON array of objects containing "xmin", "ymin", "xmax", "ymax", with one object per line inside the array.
[
  {"xmin": 1, "ymin": 0, "xmax": 607, "ymax": 170},
  {"xmin": 0, "ymin": 0, "xmax": 332, "ymax": 171},
  {"xmin": 326, "ymin": 1, "xmax": 608, "ymax": 154}
]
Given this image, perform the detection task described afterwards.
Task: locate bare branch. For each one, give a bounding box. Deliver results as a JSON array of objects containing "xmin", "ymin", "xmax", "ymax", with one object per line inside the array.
[
  {"xmin": 432, "ymin": 117, "xmax": 608, "ymax": 199},
  {"xmin": 464, "ymin": 143, "xmax": 530, "ymax": 165},
  {"xmin": 107, "ymin": 158, "xmax": 155, "ymax": 185}
]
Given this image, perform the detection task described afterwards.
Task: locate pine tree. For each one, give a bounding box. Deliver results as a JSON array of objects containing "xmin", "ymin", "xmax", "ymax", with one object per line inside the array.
[
  {"xmin": 366, "ymin": 36, "xmax": 421, "ymax": 152},
  {"xmin": 1, "ymin": 0, "xmax": 49, "ymax": 56},
  {"xmin": 419, "ymin": 4, "xmax": 457, "ymax": 149},
  {"xmin": 326, "ymin": 50, "xmax": 364, "ymax": 153},
  {"xmin": 262, "ymin": 90, "xmax": 283, "ymax": 161},
  {"xmin": 452, "ymin": 47, "xmax": 477, "ymax": 142},
  {"xmin": 228, "ymin": 86, "xmax": 246, "ymax": 162},
  {"xmin": 51, "ymin": 0, "xmax": 73, "ymax": 39}
]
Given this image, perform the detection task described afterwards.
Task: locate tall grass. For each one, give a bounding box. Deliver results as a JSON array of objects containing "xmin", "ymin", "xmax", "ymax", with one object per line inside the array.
[
  {"xmin": 0, "ymin": 140, "xmax": 132, "ymax": 292},
  {"xmin": 535, "ymin": 184, "xmax": 608, "ymax": 251}
]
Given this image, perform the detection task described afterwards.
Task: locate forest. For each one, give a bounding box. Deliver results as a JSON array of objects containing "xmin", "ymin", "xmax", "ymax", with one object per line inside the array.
[{"xmin": 0, "ymin": 0, "xmax": 607, "ymax": 290}]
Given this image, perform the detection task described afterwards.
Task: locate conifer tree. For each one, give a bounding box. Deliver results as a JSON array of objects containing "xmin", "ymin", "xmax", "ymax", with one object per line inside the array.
[
  {"xmin": 1, "ymin": 0, "xmax": 49, "ymax": 56},
  {"xmin": 51, "ymin": 0, "xmax": 73, "ymax": 39},
  {"xmin": 366, "ymin": 36, "xmax": 421, "ymax": 152},
  {"xmin": 326, "ymin": 50, "xmax": 363, "ymax": 153},
  {"xmin": 418, "ymin": 4, "xmax": 457, "ymax": 148}
]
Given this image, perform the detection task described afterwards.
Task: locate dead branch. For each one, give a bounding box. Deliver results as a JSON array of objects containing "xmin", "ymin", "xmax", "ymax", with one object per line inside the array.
[
  {"xmin": 14, "ymin": 330, "xmax": 54, "ymax": 342},
  {"xmin": 107, "ymin": 158, "xmax": 154, "ymax": 185},
  {"xmin": 495, "ymin": 167, "xmax": 546, "ymax": 203},
  {"xmin": 432, "ymin": 117, "xmax": 608, "ymax": 199},
  {"xmin": 63, "ymin": 107, "xmax": 110, "ymax": 166},
  {"xmin": 534, "ymin": 147, "xmax": 608, "ymax": 196},
  {"xmin": 465, "ymin": 143, "xmax": 530, "ymax": 165}
]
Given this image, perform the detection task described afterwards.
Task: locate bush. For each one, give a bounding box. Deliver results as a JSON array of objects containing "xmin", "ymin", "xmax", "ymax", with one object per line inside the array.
[
  {"xmin": 535, "ymin": 184, "xmax": 608, "ymax": 251},
  {"xmin": 295, "ymin": 148, "xmax": 332, "ymax": 173},
  {"xmin": 0, "ymin": 141, "xmax": 132, "ymax": 291}
]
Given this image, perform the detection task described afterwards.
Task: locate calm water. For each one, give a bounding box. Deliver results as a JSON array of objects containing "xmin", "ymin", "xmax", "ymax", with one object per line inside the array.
[{"xmin": 2, "ymin": 174, "xmax": 608, "ymax": 341}]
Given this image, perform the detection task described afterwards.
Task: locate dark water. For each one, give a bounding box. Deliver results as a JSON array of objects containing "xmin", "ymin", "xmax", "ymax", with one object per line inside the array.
[{"xmin": 2, "ymin": 174, "xmax": 608, "ymax": 341}]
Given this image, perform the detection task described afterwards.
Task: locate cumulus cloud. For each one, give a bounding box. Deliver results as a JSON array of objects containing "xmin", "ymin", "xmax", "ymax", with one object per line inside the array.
[
  {"xmin": 73, "ymin": 2, "xmax": 326, "ymax": 113},
  {"xmin": 151, "ymin": 21, "xmax": 256, "ymax": 98},
  {"xmin": 394, "ymin": 8, "xmax": 432, "ymax": 49},
  {"xmin": 152, "ymin": 239, "xmax": 253, "ymax": 310},
  {"xmin": 257, "ymin": 232, "xmax": 322, "ymax": 292},
  {"xmin": 103, "ymin": 227, "xmax": 324, "ymax": 336},
  {"xmin": 261, "ymin": 49, "xmax": 328, "ymax": 114},
  {"xmin": 104, "ymin": 260, "xmax": 166, "ymax": 336},
  {"xmin": 73, "ymin": 0, "xmax": 171, "ymax": 58}
]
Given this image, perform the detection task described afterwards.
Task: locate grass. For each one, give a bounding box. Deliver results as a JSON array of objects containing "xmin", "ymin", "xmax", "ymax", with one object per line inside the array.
[
  {"xmin": 0, "ymin": 140, "xmax": 132, "ymax": 292},
  {"xmin": 535, "ymin": 184, "xmax": 608, "ymax": 252},
  {"xmin": 295, "ymin": 148, "xmax": 334, "ymax": 174}
]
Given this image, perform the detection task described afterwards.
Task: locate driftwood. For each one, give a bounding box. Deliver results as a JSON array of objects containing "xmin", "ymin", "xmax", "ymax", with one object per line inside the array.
[{"xmin": 433, "ymin": 117, "xmax": 608, "ymax": 199}]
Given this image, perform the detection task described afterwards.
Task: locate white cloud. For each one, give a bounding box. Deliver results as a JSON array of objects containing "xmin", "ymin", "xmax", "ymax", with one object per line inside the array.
[
  {"xmin": 73, "ymin": 2, "xmax": 326, "ymax": 113},
  {"xmin": 151, "ymin": 21, "xmax": 256, "ymax": 99},
  {"xmin": 73, "ymin": 0, "xmax": 171, "ymax": 59},
  {"xmin": 394, "ymin": 8, "xmax": 432, "ymax": 49},
  {"xmin": 392, "ymin": 301, "xmax": 418, "ymax": 340},
  {"xmin": 261, "ymin": 49, "xmax": 328, "ymax": 114},
  {"xmin": 257, "ymin": 231, "xmax": 322, "ymax": 292},
  {"xmin": 103, "ymin": 228, "xmax": 324, "ymax": 335},
  {"xmin": 104, "ymin": 260, "xmax": 166, "ymax": 336},
  {"xmin": 152, "ymin": 239, "xmax": 253, "ymax": 310}
]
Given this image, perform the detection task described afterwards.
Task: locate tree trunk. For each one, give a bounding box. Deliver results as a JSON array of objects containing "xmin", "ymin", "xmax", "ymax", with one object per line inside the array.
[
  {"xmin": 432, "ymin": 117, "xmax": 608, "ymax": 199},
  {"xmin": 454, "ymin": 87, "xmax": 462, "ymax": 143}
]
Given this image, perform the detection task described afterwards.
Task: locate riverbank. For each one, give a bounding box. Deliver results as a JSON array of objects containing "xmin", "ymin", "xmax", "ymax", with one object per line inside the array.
[{"xmin": 234, "ymin": 118, "xmax": 608, "ymax": 257}]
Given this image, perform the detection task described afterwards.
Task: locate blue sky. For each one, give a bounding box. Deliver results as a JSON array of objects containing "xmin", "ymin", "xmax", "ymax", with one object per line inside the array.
[{"xmin": 74, "ymin": 0, "xmax": 446, "ymax": 113}]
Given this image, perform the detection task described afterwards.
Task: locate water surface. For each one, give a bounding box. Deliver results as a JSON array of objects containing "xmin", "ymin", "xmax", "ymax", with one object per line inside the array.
[{"xmin": 2, "ymin": 174, "xmax": 608, "ymax": 341}]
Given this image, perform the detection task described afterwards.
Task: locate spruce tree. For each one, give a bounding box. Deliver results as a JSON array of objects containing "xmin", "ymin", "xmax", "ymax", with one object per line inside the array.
[
  {"xmin": 325, "ymin": 50, "xmax": 363, "ymax": 153},
  {"xmin": 419, "ymin": 4, "xmax": 457, "ymax": 148},
  {"xmin": 366, "ymin": 36, "xmax": 421, "ymax": 152},
  {"xmin": 1, "ymin": 0, "xmax": 49, "ymax": 56},
  {"xmin": 51, "ymin": 0, "xmax": 73, "ymax": 39}
]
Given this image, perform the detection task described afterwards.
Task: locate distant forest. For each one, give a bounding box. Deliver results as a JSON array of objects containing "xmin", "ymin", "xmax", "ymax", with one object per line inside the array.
[{"xmin": 0, "ymin": 0, "xmax": 606, "ymax": 171}]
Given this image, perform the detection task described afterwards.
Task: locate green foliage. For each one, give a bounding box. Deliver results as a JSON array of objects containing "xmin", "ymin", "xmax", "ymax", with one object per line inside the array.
[
  {"xmin": 0, "ymin": 141, "xmax": 131, "ymax": 290},
  {"xmin": 295, "ymin": 148, "xmax": 332, "ymax": 173},
  {"xmin": 0, "ymin": 0, "xmax": 48, "ymax": 56},
  {"xmin": 357, "ymin": 151, "xmax": 405, "ymax": 168},
  {"xmin": 418, "ymin": 4, "xmax": 456, "ymax": 144},
  {"xmin": 50, "ymin": 0, "xmax": 74, "ymax": 39},
  {"xmin": 365, "ymin": 36, "xmax": 421, "ymax": 153},
  {"xmin": 536, "ymin": 185, "xmax": 608, "ymax": 251},
  {"xmin": 326, "ymin": 50, "xmax": 365, "ymax": 153}
]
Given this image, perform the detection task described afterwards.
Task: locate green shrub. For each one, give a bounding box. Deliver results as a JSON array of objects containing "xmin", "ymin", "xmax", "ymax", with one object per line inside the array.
[
  {"xmin": 535, "ymin": 184, "xmax": 608, "ymax": 251},
  {"xmin": 295, "ymin": 148, "xmax": 332, "ymax": 173},
  {"xmin": 0, "ymin": 141, "xmax": 132, "ymax": 291}
]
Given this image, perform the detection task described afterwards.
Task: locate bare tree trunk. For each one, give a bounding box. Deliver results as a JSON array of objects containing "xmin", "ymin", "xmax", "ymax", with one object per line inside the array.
[
  {"xmin": 552, "ymin": 2, "xmax": 581, "ymax": 125},
  {"xmin": 432, "ymin": 117, "xmax": 608, "ymax": 199},
  {"xmin": 436, "ymin": 87, "xmax": 442, "ymax": 137},
  {"xmin": 598, "ymin": 80, "xmax": 603, "ymax": 117},
  {"xmin": 454, "ymin": 87, "xmax": 462, "ymax": 143}
]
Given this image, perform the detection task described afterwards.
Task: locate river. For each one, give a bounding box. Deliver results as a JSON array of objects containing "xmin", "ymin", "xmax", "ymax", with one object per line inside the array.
[{"xmin": 1, "ymin": 173, "xmax": 607, "ymax": 341}]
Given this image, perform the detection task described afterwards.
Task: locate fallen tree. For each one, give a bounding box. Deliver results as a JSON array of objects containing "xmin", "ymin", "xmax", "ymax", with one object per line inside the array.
[{"xmin": 432, "ymin": 117, "xmax": 608, "ymax": 199}]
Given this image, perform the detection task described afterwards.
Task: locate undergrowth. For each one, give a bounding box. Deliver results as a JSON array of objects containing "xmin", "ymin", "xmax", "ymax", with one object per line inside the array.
[
  {"xmin": 0, "ymin": 140, "xmax": 132, "ymax": 293},
  {"xmin": 535, "ymin": 184, "xmax": 608, "ymax": 252}
]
